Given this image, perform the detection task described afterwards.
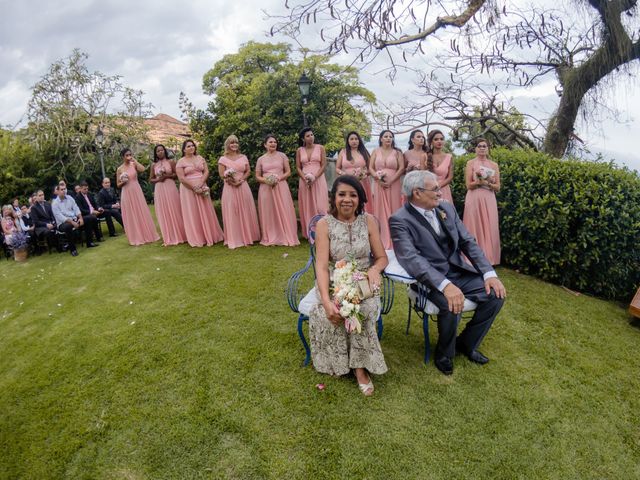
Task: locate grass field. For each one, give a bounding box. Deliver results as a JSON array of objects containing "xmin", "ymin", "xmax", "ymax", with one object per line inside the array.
[{"xmin": 1, "ymin": 233, "xmax": 639, "ymax": 479}]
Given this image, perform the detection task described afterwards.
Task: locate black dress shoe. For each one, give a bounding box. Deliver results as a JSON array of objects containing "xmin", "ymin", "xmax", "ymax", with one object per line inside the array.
[
  {"xmin": 109, "ymin": 233, "xmax": 118, "ymax": 237},
  {"xmin": 87, "ymin": 242, "xmax": 99, "ymax": 248},
  {"xmin": 466, "ymin": 350, "xmax": 489, "ymax": 365},
  {"xmin": 435, "ymin": 356, "xmax": 454, "ymax": 375},
  {"xmin": 70, "ymin": 249, "xmax": 79, "ymax": 257}
]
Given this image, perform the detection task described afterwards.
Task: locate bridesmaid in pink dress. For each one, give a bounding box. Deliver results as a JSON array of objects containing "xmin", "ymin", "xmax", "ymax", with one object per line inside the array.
[
  {"xmin": 295, "ymin": 127, "xmax": 329, "ymax": 239},
  {"xmin": 255, "ymin": 134, "xmax": 300, "ymax": 246},
  {"xmin": 369, "ymin": 130, "xmax": 404, "ymax": 249},
  {"xmin": 463, "ymin": 138, "xmax": 501, "ymax": 265},
  {"xmin": 335, "ymin": 131, "xmax": 374, "ymax": 214},
  {"xmin": 403, "ymin": 130, "xmax": 428, "ymax": 173},
  {"xmin": 116, "ymin": 148, "xmax": 160, "ymax": 246},
  {"xmin": 150, "ymin": 144, "xmax": 186, "ymax": 246},
  {"xmin": 175, "ymin": 140, "xmax": 224, "ymax": 247},
  {"xmin": 217, "ymin": 135, "xmax": 260, "ymax": 249},
  {"xmin": 427, "ymin": 130, "xmax": 454, "ymax": 203}
]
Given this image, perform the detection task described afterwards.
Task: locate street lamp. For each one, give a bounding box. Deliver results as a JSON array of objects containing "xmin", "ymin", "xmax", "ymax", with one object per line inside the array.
[
  {"xmin": 297, "ymin": 72, "xmax": 312, "ymax": 127},
  {"xmin": 95, "ymin": 125, "xmax": 106, "ymax": 180}
]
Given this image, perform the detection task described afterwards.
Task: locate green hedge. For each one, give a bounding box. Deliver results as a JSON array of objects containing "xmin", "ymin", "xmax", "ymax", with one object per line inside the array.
[{"xmin": 450, "ymin": 148, "xmax": 640, "ymax": 301}]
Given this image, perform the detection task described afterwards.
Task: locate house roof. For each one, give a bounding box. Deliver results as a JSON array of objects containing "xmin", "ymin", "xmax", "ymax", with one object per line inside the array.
[{"xmin": 144, "ymin": 114, "xmax": 191, "ymax": 147}]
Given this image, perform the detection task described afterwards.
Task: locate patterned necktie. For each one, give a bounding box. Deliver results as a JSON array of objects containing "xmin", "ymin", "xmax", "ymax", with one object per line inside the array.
[{"xmin": 424, "ymin": 210, "xmax": 441, "ymax": 235}]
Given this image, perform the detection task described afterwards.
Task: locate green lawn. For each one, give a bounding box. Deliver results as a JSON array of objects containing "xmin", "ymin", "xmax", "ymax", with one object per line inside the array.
[{"xmin": 1, "ymin": 235, "xmax": 639, "ymax": 479}]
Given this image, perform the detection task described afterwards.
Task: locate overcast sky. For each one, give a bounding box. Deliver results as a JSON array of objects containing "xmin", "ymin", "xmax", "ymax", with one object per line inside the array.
[{"xmin": 1, "ymin": 0, "xmax": 639, "ymax": 171}]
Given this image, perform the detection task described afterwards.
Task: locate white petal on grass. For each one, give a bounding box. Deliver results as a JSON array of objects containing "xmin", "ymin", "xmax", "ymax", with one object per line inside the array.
[
  {"xmin": 129, "ymin": 301, "xmax": 134, "ymax": 305},
  {"xmin": 130, "ymin": 321, "xmax": 136, "ymax": 325}
]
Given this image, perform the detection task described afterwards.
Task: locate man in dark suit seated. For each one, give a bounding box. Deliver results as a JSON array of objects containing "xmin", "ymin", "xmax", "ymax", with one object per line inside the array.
[
  {"xmin": 390, "ymin": 170, "xmax": 506, "ymax": 375},
  {"xmin": 30, "ymin": 189, "xmax": 58, "ymax": 251},
  {"xmin": 96, "ymin": 177, "xmax": 124, "ymax": 237},
  {"xmin": 75, "ymin": 181, "xmax": 104, "ymax": 242}
]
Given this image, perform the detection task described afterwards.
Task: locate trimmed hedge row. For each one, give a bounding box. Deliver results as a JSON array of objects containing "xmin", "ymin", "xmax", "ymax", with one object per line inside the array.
[{"xmin": 450, "ymin": 148, "xmax": 640, "ymax": 301}]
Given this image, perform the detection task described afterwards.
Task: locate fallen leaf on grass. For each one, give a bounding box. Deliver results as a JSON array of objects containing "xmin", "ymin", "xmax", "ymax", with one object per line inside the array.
[{"xmin": 282, "ymin": 253, "xmax": 289, "ymax": 258}]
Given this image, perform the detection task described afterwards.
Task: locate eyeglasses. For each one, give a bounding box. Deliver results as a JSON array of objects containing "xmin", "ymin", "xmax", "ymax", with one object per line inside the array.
[{"xmin": 416, "ymin": 186, "xmax": 441, "ymax": 193}]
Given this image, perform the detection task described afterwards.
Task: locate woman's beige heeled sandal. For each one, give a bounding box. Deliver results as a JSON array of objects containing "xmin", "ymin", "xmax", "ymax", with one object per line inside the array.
[{"xmin": 358, "ymin": 382, "xmax": 374, "ymax": 396}]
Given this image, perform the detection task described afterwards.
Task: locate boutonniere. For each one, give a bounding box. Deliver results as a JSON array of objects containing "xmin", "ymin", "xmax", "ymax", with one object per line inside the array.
[{"xmin": 438, "ymin": 209, "xmax": 447, "ymax": 221}]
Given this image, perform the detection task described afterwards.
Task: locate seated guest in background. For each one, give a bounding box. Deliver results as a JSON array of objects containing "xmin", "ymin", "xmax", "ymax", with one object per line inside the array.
[
  {"xmin": 1, "ymin": 204, "xmax": 22, "ymax": 245},
  {"xmin": 52, "ymin": 182, "xmax": 98, "ymax": 256},
  {"xmin": 96, "ymin": 177, "xmax": 124, "ymax": 237},
  {"xmin": 29, "ymin": 193, "xmax": 37, "ymax": 208},
  {"xmin": 30, "ymin": 190, "xmax": 58, "ymax": 250},
  {"xmin": 71, "ymin": 184, "xmax": 81, "ymax": 200},
  {"xmin": 11, "ymin": 198, "xmax": 22, "ymax": 217},
  {"xmin": 75, "ymin": 181, "xmax": 104, "ymax": 242},
  {"xmin": 390, "ymin": 170, "xmax": 506, "ymax": 376},
  {"xmin": 19, "ymin": 205, "xmax": 35, "ymax": 243}
]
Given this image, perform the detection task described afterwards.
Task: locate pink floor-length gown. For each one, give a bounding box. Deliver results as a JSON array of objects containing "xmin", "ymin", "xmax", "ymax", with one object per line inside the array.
[
  {"xmin": 433, "ymin": 153, "xmax": 454, "ymax": 203},
  {"xmin": 219, "ymin": 155, "xmax": 260, "ymax": 249},
  {"xmin": 339, "ymin": 150, "xmax": 374, "ymax": 214},
  {"xmin": 120, "ymin": 164, "xmax": 160, "ymax": 246},
  {"xmin": 256, "ymin": 152, "xmax": 299, "ymax": 246},
  {"xmin": 463, "ymin": 158, "xmax": 501, "ymax": 265},
  {"xmin": 153, "ymin": 160, "xmax": 186, "ymax": 245},
  {"xmin": 177, "ymin": 156, "xmax": 224, "ymax": 247},
  {"xmin": 297, "ymin": 145, "xmax": 328, "ymax": 239},
  {"xmin": 372, "ymin": 148, "xmax": 403, "ymax": 249}
]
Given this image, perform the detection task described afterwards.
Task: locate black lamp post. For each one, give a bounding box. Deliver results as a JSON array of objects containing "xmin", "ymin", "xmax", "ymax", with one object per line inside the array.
[
  {"xmin": 297, "ymin": 72, "xmax": 312, "ymax": 127},
  {"xmin": 95, "ymin": 125, "xmax": 106, "ymax": 180}
]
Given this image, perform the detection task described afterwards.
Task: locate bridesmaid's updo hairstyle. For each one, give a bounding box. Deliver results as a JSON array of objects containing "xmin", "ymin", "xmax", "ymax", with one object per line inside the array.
[
  {"xmin": 329, "ymin": 175, "xmax": 367, "ymax": 217},
  {"xmin": 224, "ymin": 135, "xmax": 241, "ymax": 155},
  {"xmin": 120, "ymin": 148, "xmax": 131, "ymax": 158},
  {"xmin": 153, "ymin": 144, "xmax": 169, "ymax": 163},
  {"xmin": 263, "ymin": 134, "xmax": 278, "ymax": 147},
  {"xmin": 426, "ymin": 129, "xmax": 444, "ymax": 172},
  {"xmin": 408, "ymin": 130, "xmax": 429, "ymax": 152},
  {"xmin": 298, "ymin": 127, "xmax": 314, "ymax": 146},
  {"xmin": 181, "ymin": 139, "xmax": 197, "ymax": 156}
]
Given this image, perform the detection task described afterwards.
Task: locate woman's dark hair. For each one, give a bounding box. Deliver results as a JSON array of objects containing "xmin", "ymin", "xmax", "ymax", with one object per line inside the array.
[
  {"xmin": 181, "ymin": 139, "xmax": 197, "ymax": 156},
  {"xmin": 329, "ymin": 175, "xmax": 367, "ymax": 217},
  {"xmin": 153, "ymin": 144, "xmax": 169, "ymax": 162},
  {"xmin": 298, "ymin": 127, "xmax": 314, "ymax": 147},
  {"xmin": 263, "ymin": 133, "xmax": 278, "ymax": 147},
  {"xmin": 426, "ymin": 129, "xmax": 445, "ymax": 172},
  {"xmin": 408, "ymin": 130, "xmax": 429, "ymax": 153},
  {"xmin": 344, "ymin": 131, "xmax": 370, "ymax": 166},
  {"xmin": 120, "ymin": 148, "xmax": 131, "ymax": 158},
  {"xmin": 378, "ymin": 129, "xmax": 400, "ymax": 151}
]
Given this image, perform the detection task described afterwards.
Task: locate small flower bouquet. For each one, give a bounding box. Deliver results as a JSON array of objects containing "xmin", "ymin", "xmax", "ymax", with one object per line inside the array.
[
  {"xmin": 476, "ymin": 166, "xmax": 495, "ymax": 180},
  {"xmin": 200, "ymin": 185, "xmax": 210, "ymax": 196},
  {"xmin": 223, "ymin": 168, "xmax": 237, "ymax": 180},
  {"xmin": 353, "ymin": 167, "xmax": 368, "ymax": 180},
  {"xmin": 376, "ymin": 170, "xmax": 386, "ymax": 182},
  {"xmin": 266, "ymin": 174, "xmax": 279, "ymax": 186},
  {"xmin": 304, "ymin": 173, "xmax": 315, "ymax": 186},
  {"xmin": 155, "ymin": 166, "xmax": 166, "ymax": 176},
  {"xmin": 8, "ymin": 231, "xmax": 29, "ymax": 250},
  {"xmin": 332, "ymin": 258, "xmax": 374, "ymax": 334},
  {"xmin": 119, "ymin": 172, "xmax": 129, "ymax": 183}
]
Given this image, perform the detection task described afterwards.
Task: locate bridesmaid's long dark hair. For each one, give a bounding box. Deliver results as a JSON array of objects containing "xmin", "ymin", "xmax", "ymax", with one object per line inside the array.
[
  {"xmin": 344, "ymin": 131, "xmax": 370, "ymax": 166},
  {"xmin": 153, "ymin": 144, "xmax": 169, "ymax": 163},
  {"xmin": 408, "ymin": 130, "xmax": 429, "ymax": 152}
]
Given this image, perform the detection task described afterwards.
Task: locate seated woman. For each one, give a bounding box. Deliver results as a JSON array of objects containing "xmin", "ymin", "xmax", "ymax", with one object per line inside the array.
[
  {"xmin": 1, "ymin": 204, "xmax": 21, "ymax": 246},
  {"xmin": 310, "ymin": 175, "xmax": 389, "ymax": 396}
]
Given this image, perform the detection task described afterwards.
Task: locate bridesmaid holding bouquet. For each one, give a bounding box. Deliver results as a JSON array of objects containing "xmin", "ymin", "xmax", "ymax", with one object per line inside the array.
[
  {"xmin": 175, "ymin": 140, "xmax": 224, "ymax": 247},
  {"xmin": 369, "ymin": 130, "xmax": 404, "ymax": 249},
  {"xmin": 217, "ymin": 135, "xmax": 260, "ymax": 249},
  {"xmin": 150, "ymin": 144, "xmax": 186, "ymax": 246},
  {"xmin": 463, "ymin": 138, "xmax": 501, "ymax": 265},
  {"xmin": 335, "ymin": 131, "xmax": 373, "ymax": 214},
  {"xmin": 116, "ymin": 148, "xmax": 160, "ymax": 246},
  {"xmin": 403, "ymin": 130, "xmax": 428, "ymax": 173},
  {"xmin": 295, "ymin": 127, "xmax": 329, "ymax": 239},
  {"xmin": 255, "ymin": 134, "xmax": 299, "ymax": 246}
]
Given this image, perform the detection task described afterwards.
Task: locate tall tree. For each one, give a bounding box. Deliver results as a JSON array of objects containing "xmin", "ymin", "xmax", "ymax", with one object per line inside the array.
[
  {"xmin": 188, "ymin": 41, "xmax": 375, "ymax": 195},
  {"xmin": 26, "ymin": 49, "xmax": 152, "ymax": 182},
  {"xmin": 271, "ymin": 0, "xmax": 640, "ymax": 157}
]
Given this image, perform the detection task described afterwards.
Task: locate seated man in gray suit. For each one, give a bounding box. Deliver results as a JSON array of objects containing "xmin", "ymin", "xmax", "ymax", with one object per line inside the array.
[{"xmin": 390, "ymin": 170, "xmax": 506, "ymax": 375}]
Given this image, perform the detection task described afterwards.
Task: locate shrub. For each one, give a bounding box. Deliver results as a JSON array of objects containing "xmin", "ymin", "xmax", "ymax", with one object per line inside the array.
[{"xmin": 451, "ymin": 148, "xmax": 640, "ymax": 301}]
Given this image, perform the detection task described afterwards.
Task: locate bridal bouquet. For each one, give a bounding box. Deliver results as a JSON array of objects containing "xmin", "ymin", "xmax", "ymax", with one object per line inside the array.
[
  {"xmin": 304, "ymin": 173, "xmax": 315, "ymax": 186},
  {"xmin": 223, "ymin": 168, "xmax": 237, "ymax": 180},
  {"xmin": 156, "ymin": 166, "xmax": 166, "ymax": 176},
  {"xmin": 476, "ymin": 166, "xmax": 495, "ymax": 180},
  {"xmin": 332, "ymin": 258, "xmax": 370, "ymax": 334},
  {"xmin": 119, "ymin": 172, "xmax": 129, "ymax": 183},
  {"xmin": 353, "ymin": 167, "xmax": 367, "ymax": 180},
  {"xmin": 266, "ymin": 174, "xmax": 279, "ymax": 186},
  {"xmin": 375, "ymin": 170, "xmax": 386, "ymax": 182}
]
